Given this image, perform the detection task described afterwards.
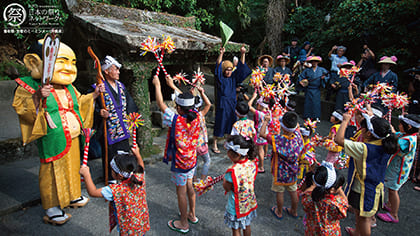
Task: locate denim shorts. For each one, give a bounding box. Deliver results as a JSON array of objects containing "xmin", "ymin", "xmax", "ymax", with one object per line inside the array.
[{"xmin": 171, "ymin": 167, "xmax": 196, "ymax": 186}]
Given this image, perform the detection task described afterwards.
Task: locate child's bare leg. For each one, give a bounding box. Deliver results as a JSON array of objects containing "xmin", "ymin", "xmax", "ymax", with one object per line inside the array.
[
  {"xmin": 174, "ymin": 185, "xmax": 189, "ymax": 229},
  {"xmin": 243, "ymin": 225, "xmax": 251, "ymax": 236},
  {"xmin": 289, "ymin": 190, "xmax": 299, "ymax": 216},
  {"xmin": 264, "ymin": 144, "xmax": 268, "ymax": 158},
  {"xmin": 276, "ymin": 192, "xmax": 284, "ymax": 217},
  {"xmin": 355, "ymin": 211, "xmax": 371, "ymax": 236},
  {"xmin": 257, "ymin": 145, "xmax": 264, "ymax": 171},
  {"xmin": 186, "ymin": 178, "xmax": 197, "ymax": 220},
  {"xmin": 232, "ymin": 228, "xmax": 241, "ymax": 236},
  {"xmin": 388, "ymin": 188, "xmax": 400, "ymax": 220}
]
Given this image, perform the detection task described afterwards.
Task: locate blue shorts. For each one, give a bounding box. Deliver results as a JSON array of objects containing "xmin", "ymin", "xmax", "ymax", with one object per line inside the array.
[{"xmin": 171, "ymin": 167, "xmax": 196, "ymax": 186}]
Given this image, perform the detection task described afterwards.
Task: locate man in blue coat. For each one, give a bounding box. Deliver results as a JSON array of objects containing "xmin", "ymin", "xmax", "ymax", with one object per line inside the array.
[{"xmin": 212, "ymin": 46, "xmax": 251, "ymax": 153}]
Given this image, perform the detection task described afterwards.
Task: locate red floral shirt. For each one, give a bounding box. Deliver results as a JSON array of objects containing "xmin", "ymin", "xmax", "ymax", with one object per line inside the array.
[{"xmin": 301, "ymin": 191, "xmax": 348, "ymax": 236}]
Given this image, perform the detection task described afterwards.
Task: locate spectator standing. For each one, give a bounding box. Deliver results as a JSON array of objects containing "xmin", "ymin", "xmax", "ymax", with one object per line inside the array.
[
  {"xmin": 357, "ymin": 45, "xmax": 377, "ymax": 88},
  {"xmin": 282, "ymin": 37, "xmax": 300, "ymax": 67},
  {"xmin": 274, "ymin": 55, "xmax": 293, "ymax": 76},
  {"xmin": 298, "ymin": 56, "xmax": 329, "ymax": 120},
  {"xmin": 258, "ymin": 55, "xmax": 275, "ymax": 84},
  {"xmin": 298, "ymin": 41, "xmax": 314, "ymax": 63},
  {"xmin": 363, "ymin": 56, "xmax": 398, "ymax": 92},
  {"xmin": 327, "ymin": 45, "xmax": 348, "ymax": 101}
]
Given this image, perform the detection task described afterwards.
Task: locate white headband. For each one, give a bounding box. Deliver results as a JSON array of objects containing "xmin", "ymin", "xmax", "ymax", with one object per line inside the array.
[
  {"xmin": 332, "ymin": 111, "xmax": 343, "ymax": 121},
  {"xmin": 175, "ymin": 95, "xmax": 195, "ymax": 107},
  {"xmin": 286, "ymin": 102, "xmax": 295, "ymax": 111},
  {"xmin": 313, "ymin": 161, "xmax": 337, "ymax": 189},
  {"xmin": 362, "ymin": 113, "xmax": 389, "ymax": 140},
  {"xmin": 102, "ymin": 55, "xmax": 121, "ymax": 71},
  {"xmin": 224, "ymin": 141, "xmax": 249, "ymax": 156},
  {"xmin": 195, "ymin": 96, "xmax": 203, "ymax": 109},
  {"xmin": 257, "ymin": 97, "xmax": 269, "ymax": 109},
  {"xmin": 280, "ymin": 117, "xmax": 297, "ymax": 133},
  {"xmin": 399, "ymin": 115, "xmax": 420, "ymax": 128},
  {"xmin": 235, "ymin": 110, "xmax": 247, "ymax": 118},
  {"xmin": 371, "ymin": 107, "xmax": 384, "ymax": 118},
  {"xmin": 300, "ymin": 127, "xmax": 310, "ymax": 136},
  {"xmin": 110, "ymin": 158, "xmax": 133, "ymax": 179}
]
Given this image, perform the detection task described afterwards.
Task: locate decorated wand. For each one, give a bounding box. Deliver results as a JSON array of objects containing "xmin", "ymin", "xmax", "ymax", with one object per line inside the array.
[
  {"xmin": 81, "ymin": 128, "xmax": 96, "ymax": 181},
  {"xmin": 124, "ymin": 112, "xmax": 145, "ymax": 149},
  {"xmin": 193, "ymin": 174, "xmax": 225, "ymax": 196}
]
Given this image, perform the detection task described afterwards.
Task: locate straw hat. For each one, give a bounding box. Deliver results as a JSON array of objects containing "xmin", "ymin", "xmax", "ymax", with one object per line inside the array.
[
  {"xmin": 276, "ymin": 55, "xmax": 290, "ymax": 64},
  {"xmin": 378, "ymin": 56, "xmax": 397, "ymax": 65},
  {"xmin": 306, "ymin": 56, "xmax": 322, "ymax": 62},
  {"xmin": 339, "ymin": 60, "xmax": 356, "ymax": 68},
  {"xmin": 222, "ymin": 60, "xmax": 234, "ymax": 72},
  {"xmin": 258, "ymin": 55, "xmax": 274, "ymax": 67}
]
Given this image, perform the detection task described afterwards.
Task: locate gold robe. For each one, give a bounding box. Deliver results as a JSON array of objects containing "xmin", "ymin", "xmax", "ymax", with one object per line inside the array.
[{"xmin": 13, "ymin": 85, "xmax": 94, "ymax": 209}]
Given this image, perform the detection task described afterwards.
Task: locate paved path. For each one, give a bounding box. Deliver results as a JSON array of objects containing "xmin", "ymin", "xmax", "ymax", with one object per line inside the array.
[{"xmin": 1, "ymin": 120, "xmax": 420, "ymax": 235}]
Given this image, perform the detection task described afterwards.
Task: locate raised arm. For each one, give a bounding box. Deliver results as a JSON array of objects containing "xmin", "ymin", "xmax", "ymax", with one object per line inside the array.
[
  {"xmin": 259, "ymin": 114, "xmax": 272, "ymax": 142},
  {"xmin": 248, "ymin": 91, "xmax": 258, "ymax": 114},
  {"xmin": 217, "ymin": 47, "xmax": 225, "ymax": 65},
  {"xmin": 197, "ymin": 86, "xmax": 212, "ymax": 116},
  {"xmin": 334, "ymin": 112, "xmax": 351, "ymax": 146},
  {"xmin": 165, "ymin": 75, "xmax": 182, "ymax": 94},
  {"xmin": 152, "ymin": 75, "xmax": 168, "ymax": 112},
  {"xmin": 328, "ymin": 45, "xmax": 337, "ymax": 58},
  {"xmin": 131, "ymin": 146, "xmax": 144, "ymax": 169},
  {"xmin": 364, "ymin": 45, "xmax": 375, "ymax": 59},
  {"xmin": 240, "ymin": 46, "xmax": 246, "ymax": 64}
]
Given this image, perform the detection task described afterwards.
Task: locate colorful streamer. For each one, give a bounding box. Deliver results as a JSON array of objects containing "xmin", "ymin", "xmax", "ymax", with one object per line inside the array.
[
  {"xmin": 124, "ymin": 112, "xmax": 145, "ymax": 149},
  {"xmin": 193, "ymin": 174, "xmax": 225, "ymax": 196}
]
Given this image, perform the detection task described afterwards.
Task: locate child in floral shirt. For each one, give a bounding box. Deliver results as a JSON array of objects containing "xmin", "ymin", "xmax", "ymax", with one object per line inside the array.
[
  {"xmin": 301, "ymin": 162, "xmax": 348, "ymax": 236},
  {"xmin": 80, "ymin": 146, "xmax": 150, "ymax": 235},
  {"xmin": 231, "ymin": 101, "xmax": 256, "ymax": 139},
  {"xmin": 260, "ymin": 111, "xmax": 303, "ymax": 220}
]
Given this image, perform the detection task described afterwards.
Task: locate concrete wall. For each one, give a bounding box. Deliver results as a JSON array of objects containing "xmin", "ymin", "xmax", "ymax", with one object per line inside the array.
[{"xmin": 0, "ymin": 80, "xmax": 20, "ymax": 141}]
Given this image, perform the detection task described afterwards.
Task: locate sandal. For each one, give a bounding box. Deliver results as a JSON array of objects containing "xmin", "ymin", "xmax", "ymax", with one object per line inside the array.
[
  {"xmin": 168, "ymin": 220, "xmax": 189, "ymax": 234},
  {"xmin": 188, "ymin": 216, "xmax": 199, "ymax": 224},
  {"xmin": 270, "ymin": 206, "xmax": 283, "ymax": 220},
  {"xmin": 43, "ymin": 211, "xmax": 72, "ymax": 225},
  {"xmin": 345, "ymin": 226, "xmax": 355, "ymax": 236},
  {"xmin": 69, "ymin": 196, "xmax": 89, "ymax": 208},
  {"xmin": 178, "ymin": 212, "xmax": 199, "ymax": 224},
  {"xmin": 211, "ymin": 147, "xmax": 220, "ymax": 154},
  {"xmin": 283, "ymin": 207, "xmax": 298, "ymax": 219},
  {"xmin": 383, "ymin": 205, "xmax": 391, "ymax": 212},
  {"xmin": 414, "ymin": 186, "xmax": 420, "ymax": 191},
  {"xmin": 377, "ymin": 212, "xmax": 399, "ymax": 223}
]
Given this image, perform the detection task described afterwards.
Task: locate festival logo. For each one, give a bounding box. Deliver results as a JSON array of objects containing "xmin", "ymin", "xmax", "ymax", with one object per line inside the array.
[
  {"xmin": 3, "ymin": 2, "xmax": 63, "ymax": 34},
  {"xmin": 3, "ymin": 3, "xmax": 26, "ymax": 26}
]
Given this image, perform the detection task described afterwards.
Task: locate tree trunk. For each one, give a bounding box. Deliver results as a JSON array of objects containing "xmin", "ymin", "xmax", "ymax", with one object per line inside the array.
[{"xmin": 266, "ymin": 0, "xmax": 288, "ymax": 57}]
